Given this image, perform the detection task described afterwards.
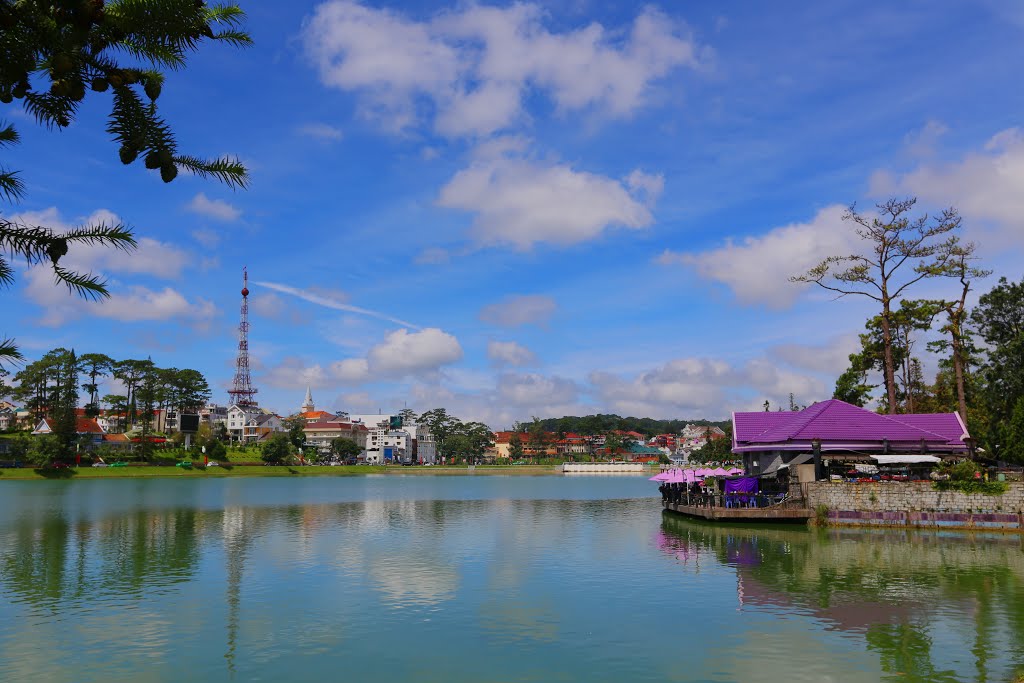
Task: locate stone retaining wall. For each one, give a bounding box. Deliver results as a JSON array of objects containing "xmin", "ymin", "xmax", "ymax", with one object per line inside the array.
[{"xmin": 805, "ymin": 481, "xmax": 1024, "ymax": 531}]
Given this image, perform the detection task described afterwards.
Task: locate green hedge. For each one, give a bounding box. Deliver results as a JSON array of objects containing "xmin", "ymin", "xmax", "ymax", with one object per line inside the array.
[{"xmin": 932, "ymin": 480, "xmax": 1009, "ymax": 495}]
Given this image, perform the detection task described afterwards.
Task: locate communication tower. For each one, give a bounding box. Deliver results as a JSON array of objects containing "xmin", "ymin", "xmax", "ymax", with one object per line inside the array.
[{"xmin": 228, "ymin": 267, "xmax": 258, "ymax": 407}]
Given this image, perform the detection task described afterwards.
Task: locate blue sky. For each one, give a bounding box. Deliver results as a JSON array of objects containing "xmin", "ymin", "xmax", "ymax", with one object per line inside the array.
[{"xmin": 5, "ymin": 0, "xmax": 1024, "ymax": 426}]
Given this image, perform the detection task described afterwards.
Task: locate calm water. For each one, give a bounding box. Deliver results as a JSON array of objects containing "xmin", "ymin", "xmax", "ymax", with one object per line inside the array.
[{"xmin": 1, "ymin": 475, "xmax": 1023, "ymax": 682}]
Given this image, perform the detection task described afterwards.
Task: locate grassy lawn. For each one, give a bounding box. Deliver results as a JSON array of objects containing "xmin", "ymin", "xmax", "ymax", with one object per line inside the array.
[{"xmin": 0, "ymin": 464, "xmax": 564, "ymax": 480}]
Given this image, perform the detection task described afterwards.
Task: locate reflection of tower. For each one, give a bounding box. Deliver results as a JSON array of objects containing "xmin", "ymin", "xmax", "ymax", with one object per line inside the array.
[
  {"xmin": 222, "ymin": 508, "xmax": 249, "ymax": 679},
  {"xmin": 228, "ymin": 268, "xmax": 258, "ymax": 408}
]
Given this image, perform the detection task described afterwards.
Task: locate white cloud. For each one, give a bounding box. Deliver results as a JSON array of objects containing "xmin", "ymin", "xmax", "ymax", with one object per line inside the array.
[
  {"xmin": 414, "ymin": 247, "xmax": 449, "ymax": 265},
  {"xmin": 259, "ymin": 328, "xmax": 462, "ymax": 391},
  {"xmin": 24, "ymin": 265, "xmax": 216, "ymax": 327},
  {"xmin": 302, "ymin": 2, "xmax": 700, "ymax": 138},
  {"xmin": 872, "ymin": 127, "xmax": 1024, "ymax": 249},
  {"xmin": 497, "ymin": 372, "xmax": 578, "ymax": 406},
  {"xmin": 192, "ymin": 229, "xmax": 221, "ymax": 248},
  {"xmin": 589, "ymin": 355, "xmax": 826, "ymax": 419},
  {"xmin": 479, "ymin": 294, "xmax": 557, "ymax": 328},
  {"xmin": 186, "ymin": 193, "xmax": 241, "ymax": 222},
  {"xmin": 768, "ymin": 335, "xmax": 860, "ymax": 376},
  {"xmin": 902, "ymin": 119, "xmax": 948, "ymax": 159},
  {"xmin": 439, "ymin": 153, "xmax": 658, "ymax": 248},
  {"xmin": 297, "ymin": 122, "xmax": 344, "ymax": 141},
  {"xmin": 658, "ymin": 204, "xmax": 855, "ymax": 308},
  {"xmin": 11, "ymin": 207, "xmax": 191, "ymax": 280},
  {"xmin": 330, "ymin": 358, "xmax": 371, "ymax": 383},
  {"xmin": 263, "ymin": 357, "xmax": 331, "ymax": 390},
  {"xmin": 367, "ymin": 328, "xmax": 463, "ymax": 375},
  {"xmin": 487, "ymin": 340, "xmax": 538, "ymax": 367}
]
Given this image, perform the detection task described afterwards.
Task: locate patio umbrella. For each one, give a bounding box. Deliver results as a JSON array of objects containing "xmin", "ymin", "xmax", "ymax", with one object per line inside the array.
[
  {"xmin": 712, "ymin": 467, "xmax": 729, "ymax": 476},
  {"xmin": 650, "ymin": 471, "xmax": 672, "ymax": 481}
]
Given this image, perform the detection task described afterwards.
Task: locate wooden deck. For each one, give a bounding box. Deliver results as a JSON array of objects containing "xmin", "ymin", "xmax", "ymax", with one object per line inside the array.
[{"xmin": 663, "ymin": 501, "xmax": 813, "ymax": 523}]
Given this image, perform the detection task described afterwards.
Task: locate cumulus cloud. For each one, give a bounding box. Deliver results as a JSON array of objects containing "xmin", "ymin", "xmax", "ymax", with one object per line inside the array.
[
  {"xmin": 479, "ymin": 294, "xmax": 557, "ymax": 328},
  {"xmin": 11, "ymin": 207, "xmax": 191, "ymax": 280},
  {"xmin": 301, "ymin": 2, "xmax": 700, "ymax": 138},
  {"xmin": 438, "ymin": 153, "xmax": 660, "ymax": 248},
  {"xmin": 589, "ymin": 356, "xmax": 827, "ymax": 419},
  {"xmin": 367, "ymin": 328, "xmax": 463, "ymax": 375},
  {"xmin": 11, "ymin": 206, "xmax": 211, "ymax": 326},
  {"xmin": 297, "ymin": 122, "xmax": 344, "ymax": 141},
  {"xmin": 25, "ymin": 266, "xmax": 216, "ymax": 327},
  {"xmin": 658, "ymin": 204, "xmax": 855, "ymax": 308},
  {"xmin": 497, "ymin": 372, "xmax": 578, "ymax": 406},
  {"xmin": 186, "ymin": 193, "xmax": 241, "ymax": 222},
  {"xmin": 487, "ymin": 340, "xmax": 538, "ymax": 367},
  {"xmin": 768, "ymin": 335, "xmax": 860, "ymax": 375},
  {"xmin": 871, "ymin": 127, "xmax": 1024, "ymax": 249},
  {"xmin": 259, "ymin": 328, "xmax": 462, "ymax": 390}
]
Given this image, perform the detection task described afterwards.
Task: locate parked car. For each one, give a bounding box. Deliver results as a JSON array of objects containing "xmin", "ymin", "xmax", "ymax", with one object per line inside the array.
[
  {"xmin": 91, "ymin": 462, "xmax": 109, "ymax": 468},
  {"xmin": 109, "ymin": 462, "xmax": 128, "ymax": 468},
  {"xmin": 206, "ymin": 461, "xmax": 220, "ymax": 467}
]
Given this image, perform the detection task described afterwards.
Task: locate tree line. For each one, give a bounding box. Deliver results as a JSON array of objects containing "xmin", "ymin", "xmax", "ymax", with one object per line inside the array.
[
  {"xmin": 1, "ymin": 347, "xmax": 210, "ymax": 461},
  {"xmin": 793, "ymin": 197, "xmax": 1024, "ymax": 463},
  {"xmin": 524, "ymin": 414, "xmax": 729, "ymax": 438}
]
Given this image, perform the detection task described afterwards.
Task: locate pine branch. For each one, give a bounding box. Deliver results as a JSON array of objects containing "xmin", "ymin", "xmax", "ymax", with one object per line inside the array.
[
  {"xmin": 0, "ymin": 338, "xmax": 24, "ymax": 369},
  {"xmin": 22, "ymin": 92, "xmax": 79, "ymax": 129},
  {"xmin": 0, "ymin": 123, "xmax": 20, "ymax": 147},
  {"xmin": 0, "ymin": 255, "xmax": 12, "ymax": 288},
  {"xmin": 174, "ymin": 154, "xmax": 249, "ymax": 189},
  {"xmin": 51, "ymin": 265, "xmax": 111, "ymax": 300},
  {"xmin": 0, "ymin": 169, "xmax": 25, "ymax": 202},
  {"xmin": 211, "ymin": 29, "xmax": 253, "ymax": 48}
]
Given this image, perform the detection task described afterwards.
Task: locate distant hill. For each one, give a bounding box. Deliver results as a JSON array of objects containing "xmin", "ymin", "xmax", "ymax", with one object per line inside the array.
[{"xmin": 524, "ymin": 414, "xmax": 730, "ymax": 437}]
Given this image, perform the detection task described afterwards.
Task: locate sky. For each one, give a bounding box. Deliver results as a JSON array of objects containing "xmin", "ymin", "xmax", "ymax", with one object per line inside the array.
[{"xmin": 4, "ymin": 0, "xmax": 1024, "ymax": 427}]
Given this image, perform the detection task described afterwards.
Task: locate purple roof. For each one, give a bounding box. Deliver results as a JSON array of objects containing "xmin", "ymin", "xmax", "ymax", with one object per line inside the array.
[{"xmin": 732, "ymin": 399, "xmax": 969, "ymax": 453}]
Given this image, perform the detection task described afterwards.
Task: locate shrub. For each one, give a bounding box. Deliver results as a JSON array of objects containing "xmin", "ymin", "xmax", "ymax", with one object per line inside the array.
[
  {"xmin": 950, "ymin": 460, "xmax": 980, "ymax": 481},
  {"xmin": 933, "ymin": 480, "xmax": 1008, "ymax": 495},
  {"xmin": 812, "ymin": 504, "xmax": 830, "ymax": 527}
]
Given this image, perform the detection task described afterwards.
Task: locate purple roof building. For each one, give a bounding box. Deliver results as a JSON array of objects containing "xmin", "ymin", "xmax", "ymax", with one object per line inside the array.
[{"xmin": 732, "ymin": 399, "xmax": 970, "ymax": 478}]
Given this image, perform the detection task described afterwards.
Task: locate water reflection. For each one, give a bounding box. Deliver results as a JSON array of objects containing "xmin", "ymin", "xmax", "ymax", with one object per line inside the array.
[
  {"xmin": 658, "ymin": 514, "xmax": 1024, "ymax": 682},
  {"xmin": 5, "ymin": 477, "xmax": 1024, "ymax": 683}
]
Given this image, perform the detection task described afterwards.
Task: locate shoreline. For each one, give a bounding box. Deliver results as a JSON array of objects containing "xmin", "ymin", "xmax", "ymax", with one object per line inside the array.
[{"xmin": 0, "ymin": 464, "xmax": 566, "ymax": 480}]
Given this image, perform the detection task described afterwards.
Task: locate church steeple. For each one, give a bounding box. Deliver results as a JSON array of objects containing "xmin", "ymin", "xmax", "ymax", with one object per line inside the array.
[{"xmin": 301, "ymin": 386, "xmax": 315, "ymax": 413}]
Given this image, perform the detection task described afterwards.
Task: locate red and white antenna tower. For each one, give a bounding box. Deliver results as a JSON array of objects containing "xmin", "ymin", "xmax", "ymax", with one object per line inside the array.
[{"xmin": 228, "ymin": 267, "xmax": 258, "ymax": 407}]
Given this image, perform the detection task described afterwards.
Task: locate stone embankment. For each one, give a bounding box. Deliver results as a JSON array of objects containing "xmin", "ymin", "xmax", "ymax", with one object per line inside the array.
[{"xmin": 806, "ymin": 482, "xmax": 1024, "ymax": 531}]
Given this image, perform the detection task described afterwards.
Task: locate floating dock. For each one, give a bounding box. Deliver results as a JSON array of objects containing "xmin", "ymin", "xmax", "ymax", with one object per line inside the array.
[
  {"xmin": 662, "ymin": 500, "xmax": 813, "ymax": 523},
  {"xmin": 562, "ymin": 462, "xmax": 646, "ymax": 474}
]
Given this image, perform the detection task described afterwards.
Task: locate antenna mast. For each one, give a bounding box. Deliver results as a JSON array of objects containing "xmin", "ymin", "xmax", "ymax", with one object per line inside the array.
[{"xmin": 228, "ymin": 267, "xmax": 258, "ymax": 408}]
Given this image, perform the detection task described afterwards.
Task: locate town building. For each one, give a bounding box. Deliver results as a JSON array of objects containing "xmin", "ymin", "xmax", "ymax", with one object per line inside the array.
[
  {"xmin": 243, "ymin": 413, "xmax": 285, "ymax": 443},
  {"xmin": 733, "ymin": 399, "xmax": 970, "ymax": 479},
  {"xmin": 302, "ymin": 418, "xmax": 369, "ymax": 454},
  {"xmin": 32, "ymin": 416, "xmax": 106, "ymax": 448},
  {"xmin": 0, "ymin": 402, "xmax": 16, "ymax": 430},
  {"xmin": 227, "ymin": 404, "xmax": 264, "ymax": 442}
]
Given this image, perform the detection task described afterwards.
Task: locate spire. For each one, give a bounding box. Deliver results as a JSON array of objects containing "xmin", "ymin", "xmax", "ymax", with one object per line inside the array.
[{"xmin": 301, "ymin": 385, "xmax": 315, "ymax": 412}]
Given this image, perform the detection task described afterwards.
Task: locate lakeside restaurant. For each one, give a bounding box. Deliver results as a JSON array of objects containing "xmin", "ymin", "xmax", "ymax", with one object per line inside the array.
[{"xmin": 732, "ymin": 399, "xmax": 970, "ymax": 483}]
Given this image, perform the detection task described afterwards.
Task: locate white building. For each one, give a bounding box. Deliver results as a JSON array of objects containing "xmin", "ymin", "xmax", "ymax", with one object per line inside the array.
[
  {"xmin": 227, "ymin": 404, "xmax": 263, "ymax": 442},
  {"xmin": 243, "ymin": 413, "xmax": 285, "ymax": 443}
]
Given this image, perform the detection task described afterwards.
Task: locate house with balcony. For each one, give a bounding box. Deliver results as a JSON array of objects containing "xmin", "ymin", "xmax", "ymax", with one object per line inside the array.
[
  {"xmin": 302, "ymin": 418, "xmax": 369, "ymax": 454},
  {"xmin": 243, "ymin": 413, "xmax": 285, "ymax": 443}
]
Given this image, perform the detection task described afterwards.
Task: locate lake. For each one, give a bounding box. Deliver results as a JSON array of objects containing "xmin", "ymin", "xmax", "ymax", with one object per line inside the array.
[{"xmin": 1, "ymin": 475, "xmax": 1023, "ymax": 682}]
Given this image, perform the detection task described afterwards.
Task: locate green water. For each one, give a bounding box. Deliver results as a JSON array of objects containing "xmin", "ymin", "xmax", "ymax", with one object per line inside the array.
[{"xmin": 1, "ymin": 476, "xmax": 1022, "ymax": 682}]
